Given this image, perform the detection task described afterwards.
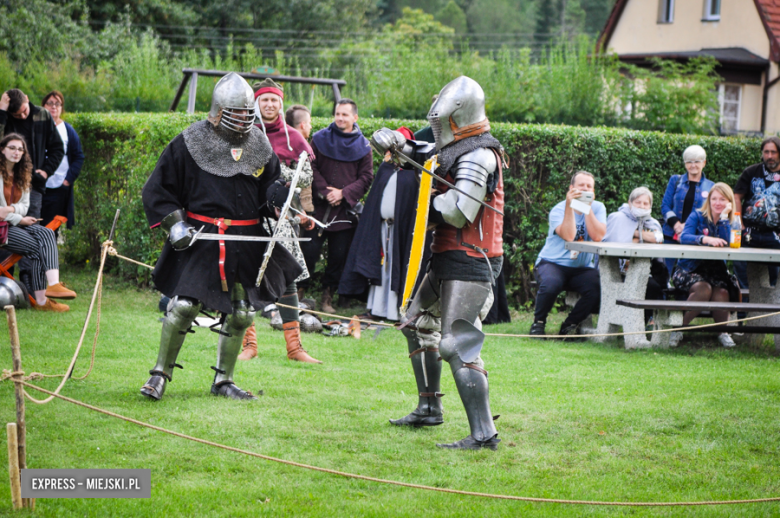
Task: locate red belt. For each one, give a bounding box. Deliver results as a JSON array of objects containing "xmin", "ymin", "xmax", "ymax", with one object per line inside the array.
[{"xmin": 187, "ymin": 212, "xmax": 260, "ymax": 292}]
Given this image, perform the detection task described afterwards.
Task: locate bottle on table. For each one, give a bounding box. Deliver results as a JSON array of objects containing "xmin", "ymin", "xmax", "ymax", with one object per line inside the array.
[{"xmin": 730, "ymin": 212, "xmax": 742, "ymax": 248}]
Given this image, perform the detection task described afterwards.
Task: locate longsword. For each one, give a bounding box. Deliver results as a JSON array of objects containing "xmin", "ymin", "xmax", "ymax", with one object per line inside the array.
[
  {"xmin": 190, "ymin": 230, "xmax": 309, "ymax": 244},
  {"xmin": 391, "ymin": 148, "xmax": 504, "ymax": 216}
]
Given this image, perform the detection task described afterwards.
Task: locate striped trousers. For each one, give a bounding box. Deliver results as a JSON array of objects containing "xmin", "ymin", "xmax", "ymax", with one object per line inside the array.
[{"xmin": 3, "ymin": 225, "xmax": 59, "ymax": 292}]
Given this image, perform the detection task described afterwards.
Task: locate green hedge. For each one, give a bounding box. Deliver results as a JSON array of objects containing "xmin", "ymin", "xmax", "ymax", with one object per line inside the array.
[{"xmin": 65, "ymin": 113, "xmax": 763, "ymax": 303}]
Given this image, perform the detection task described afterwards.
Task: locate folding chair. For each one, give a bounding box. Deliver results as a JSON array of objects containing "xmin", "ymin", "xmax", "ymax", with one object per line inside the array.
[{"xmin": 0, "ymin": 216, "xmax": 68, "ymax": 306}]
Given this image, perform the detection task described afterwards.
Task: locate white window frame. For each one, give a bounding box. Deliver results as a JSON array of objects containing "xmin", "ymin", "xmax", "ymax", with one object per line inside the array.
[
  {"xmin": 718, "ymin": 84, "xmax": 742, "ymax": 134},
  {"xmin": 703, "ymin": 0, "xmax": 721, "ymax": 21},
  {"xmin": 658, "ymin": 0, "xmax": 675, "ymax": 23}
]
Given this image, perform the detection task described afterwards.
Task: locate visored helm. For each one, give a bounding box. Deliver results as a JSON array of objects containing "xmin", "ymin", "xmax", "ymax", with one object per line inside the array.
[
  {"xmin": 0, "ymin": 277, "xmax": 27, "ymax": 309},
  {"xmin": 427, "ymin": 76, "xmax": 488, "ymax": 150},
  {"xmin": 208, "ymin": 72, "xmax": 256, "ymax": 134}
]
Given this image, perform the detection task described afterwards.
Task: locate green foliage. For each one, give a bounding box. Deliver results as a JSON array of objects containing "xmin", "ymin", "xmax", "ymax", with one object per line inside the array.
[
  {"xmin": 435, "ymin": 1, "xmax": 467, "ymax": 34},
  {"xmin": 66, "ymin": 113, "xmax": 762, "ymax": 306}
]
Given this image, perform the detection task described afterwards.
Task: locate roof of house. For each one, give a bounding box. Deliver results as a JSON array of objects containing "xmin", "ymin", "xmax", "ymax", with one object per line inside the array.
[
  {"xmin": 618, "ymin": 47, "xmax": 769, "ymax": 67},
  {"xmin": 598, "ymin": 0, "xmax": 780, "ymax": 62}
]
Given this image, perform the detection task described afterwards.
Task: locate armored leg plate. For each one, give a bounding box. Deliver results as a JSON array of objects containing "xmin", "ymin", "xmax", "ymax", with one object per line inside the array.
[
  {"xmin": 150, "ymin": 296, "xmax": 201, "ymax": 380},
  {"xmin": 390, "ymin": 326, "xmax": 445, "ymax": 427},
  {"xmin": 214, "ymin": 284, "xmax": 256, "ymax": 386},
  {"xmin": 449, "ymin": 360, "xmax": 497, "ymax": 443}
]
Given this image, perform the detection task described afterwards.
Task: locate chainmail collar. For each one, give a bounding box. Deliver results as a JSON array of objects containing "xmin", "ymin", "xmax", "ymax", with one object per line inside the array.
[
  {"xmin": 437, "ymin": 132, "xmax": 502, "ymax": 176},
  {"xmin": 182, "ymin": 120, "xmax": 273, "ymax": 178}
]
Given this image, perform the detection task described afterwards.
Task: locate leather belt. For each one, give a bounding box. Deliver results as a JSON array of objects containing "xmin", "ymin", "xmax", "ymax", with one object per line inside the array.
[{"xmin": 186, "ymin": 211, "xmax": 260, "ymax": 292}]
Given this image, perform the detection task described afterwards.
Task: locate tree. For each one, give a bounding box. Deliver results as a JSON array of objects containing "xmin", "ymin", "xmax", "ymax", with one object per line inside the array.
[{"xmin": 436, "ymin": 1, "xmax": 467, "ymax": 34}]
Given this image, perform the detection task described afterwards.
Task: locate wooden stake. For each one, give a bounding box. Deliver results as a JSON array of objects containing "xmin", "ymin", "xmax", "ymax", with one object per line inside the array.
[
  {"xmin": 7, "ymin": 423, "xmax": 22, "ymax": 509},
  {"xmin": 5, "ymin": 306, "xmax": 30, "ymax": 508}
]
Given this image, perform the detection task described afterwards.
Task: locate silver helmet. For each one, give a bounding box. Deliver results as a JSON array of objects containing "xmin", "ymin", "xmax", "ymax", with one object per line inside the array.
[
  {"xmin": 427, "ymin": 76, "xmax": 487, "ymax": 150},
  {"xmin": 0, "ymin": 277, "xmax": 28, "ymax": 309},
  {"xmin": 207, "ymin": 73, "xmax": 256, "ymax": 134}
]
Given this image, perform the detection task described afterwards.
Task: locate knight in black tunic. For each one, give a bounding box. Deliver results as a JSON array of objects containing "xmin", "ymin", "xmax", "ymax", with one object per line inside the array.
[{"xmin": 140, "ymin": 73, "xmax": 302, "ymax": 401}]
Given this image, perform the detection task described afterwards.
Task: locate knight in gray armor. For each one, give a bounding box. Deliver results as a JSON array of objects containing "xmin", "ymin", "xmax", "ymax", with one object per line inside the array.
[
  {"xmin": 370, "ymin": 76, "xmax": 506, "ymax": 450},
  {"xmin": 140, "ymin": 73, "xmax": 303, "ymax": 401}
]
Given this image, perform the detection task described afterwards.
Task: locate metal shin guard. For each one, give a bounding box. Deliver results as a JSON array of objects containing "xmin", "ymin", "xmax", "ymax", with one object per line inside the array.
[
  {"xmin": 142, "ymin": 296, "xmax": 201, "ymax": 400},
  {"xmin": 389, "ymin": 327, "xmax": 444, "ymax": 427},
  {"xmin": 213, "ymin": 284, "xmax": 256, "ymax": 387},
  {"xmin": 448, "ymin": 358, "xmax": 497, "ymax": 443}
]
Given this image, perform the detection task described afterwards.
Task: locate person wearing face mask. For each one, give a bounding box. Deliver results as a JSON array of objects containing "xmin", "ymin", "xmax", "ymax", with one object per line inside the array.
[
  {"xmin": 660, "ymin": 145, "xmax": 715, "ymax": 275},
  {"xmin": 603, "ymin": 187, "xmax": 667, "ymax": 326},
  {"xmin": 531, "ymin": 171, "xmax": 607, "ymax": 340},
  {"xmin": 673, "ymin": 182, "xmax": 741, "ymax": 348}
]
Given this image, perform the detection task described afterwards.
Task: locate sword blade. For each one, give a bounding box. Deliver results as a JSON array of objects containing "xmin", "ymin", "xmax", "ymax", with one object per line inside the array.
[
  {"xmin": 393, "ymin": 148, "xmax": 504, "ymax": 216},
  {"xmin": 192, "ymin": 233, "xmax": 310, "ymax": 243}
]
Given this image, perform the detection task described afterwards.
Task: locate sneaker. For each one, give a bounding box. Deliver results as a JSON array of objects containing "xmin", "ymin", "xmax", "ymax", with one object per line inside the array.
[
  {"xmin": 529, "ymin": 321, "xmax": 546, "ymax": 339},
  {"xmin": 718, "ymin": 333, "xmax": 736, "ymax": 348},
  {"xmin": 559, "ymin": 323, "xmax": 585, "ymax": 342},
  {"xmin": 33, "ymin": 298, "xmax": 69, "ymax": 313},
  {"xmin": 668, "ymin": 331, "xmax": 683, "ymax": 347},
  {"xmin": 45, "ymin": 282, "xmax": 77, "ymax": 300}
]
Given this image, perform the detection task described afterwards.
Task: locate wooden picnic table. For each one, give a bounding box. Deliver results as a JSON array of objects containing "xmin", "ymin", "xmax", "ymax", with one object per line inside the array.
[{"xmin": 564, "ymin": 241, "xmax": 780, "ymax": 349}]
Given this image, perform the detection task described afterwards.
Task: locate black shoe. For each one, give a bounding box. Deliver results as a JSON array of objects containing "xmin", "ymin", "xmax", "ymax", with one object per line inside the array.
[
  {"xmin": 210, "ymin": 381, "xmax": 259, "ymax": 400},
  {"xmin": 389, "ymin": 411, "xmax": 444, "ymax": 427},
  {"xmin": 436, "ymin": 434, "xmax": 500, "ymax": 451},
  {"xmin": 558, "ymin": 323, "xmax": 586, "ymax": 342},
  {"xmin": 140, "ymin": 372, "xmax": 169, "ymax": 400},
  {"xmin": 529, "ymin": 321, "xmax": 546, "ymax": 339}
]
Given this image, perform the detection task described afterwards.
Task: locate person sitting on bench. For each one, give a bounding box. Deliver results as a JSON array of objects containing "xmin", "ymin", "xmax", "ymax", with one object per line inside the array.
[
  {"xmin": 603, "ymin": 186, "xmax": 668, "ymax": 327},
  {"xmin": 674, "ymin": 182, "xmax": 740, "ymax": 348},
  {"xmin": 0, "ymin": 133, "xmax": 76, "ymax": 312},
  {"xmin": 531, "ymin": 171, "xmax": 606, "ymax": 340}
]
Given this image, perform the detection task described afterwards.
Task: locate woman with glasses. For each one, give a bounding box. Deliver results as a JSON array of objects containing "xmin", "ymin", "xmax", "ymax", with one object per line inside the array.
[
  {"xmin": 40, "ymin": 91, "xmax": 84, "ymax": 230},
  {"xmin": 0, "ymin": 133, "xmax": 77, "ymax": 311},
  {"xmin": 660, "ymin": 145, "xmax": 715, "ymax": 274}
]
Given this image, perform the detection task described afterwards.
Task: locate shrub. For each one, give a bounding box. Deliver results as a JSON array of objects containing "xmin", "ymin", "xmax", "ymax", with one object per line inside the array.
[{"xmin": 66, "ymin": 113, "xmax": 762, "ymax": 303}]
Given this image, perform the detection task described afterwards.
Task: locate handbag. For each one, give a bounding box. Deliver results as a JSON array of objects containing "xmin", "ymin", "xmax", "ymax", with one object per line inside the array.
[{"xmin": 0, "ymin": 184, "xmax": 16, "ymax": 246}]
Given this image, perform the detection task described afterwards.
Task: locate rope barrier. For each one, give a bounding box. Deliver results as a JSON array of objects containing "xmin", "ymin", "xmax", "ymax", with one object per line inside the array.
[
  {"xmin": 8, "ymin": 379, "xmax": 780, "ymax": 508},
  {"xmin": 105, "ymin": 247, "xmax": 780, "ymax": 339}
]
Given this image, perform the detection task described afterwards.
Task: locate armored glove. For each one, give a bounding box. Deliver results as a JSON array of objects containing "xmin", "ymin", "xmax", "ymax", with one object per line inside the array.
[
  {"xmin": 161, "ymin": 209, "xmax": 198, "ymax": 250},
  {"xmin": 266, "ymin": 179, "xmax": 290, "ymax": 210},
  {"xmin": 370, "ymin": 128, "xmax": 407, "ymax": 156}
]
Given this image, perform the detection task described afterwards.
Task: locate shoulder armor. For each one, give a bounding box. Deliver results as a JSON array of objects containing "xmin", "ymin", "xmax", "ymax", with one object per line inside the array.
[{"xmin": 452, "ymin": 148, "xmax": 497, "ymax": 187}]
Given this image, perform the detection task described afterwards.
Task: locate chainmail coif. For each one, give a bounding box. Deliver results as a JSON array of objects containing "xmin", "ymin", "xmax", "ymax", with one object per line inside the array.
[{"xmin": 183, "ymin": 120, "xmax": 273, "ymax": 177}]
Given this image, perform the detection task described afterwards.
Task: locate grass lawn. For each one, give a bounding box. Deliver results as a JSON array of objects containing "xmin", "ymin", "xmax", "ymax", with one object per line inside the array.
[{"xmin": 1, "ymin": 266, "xmax": 779, "ymax": 517}]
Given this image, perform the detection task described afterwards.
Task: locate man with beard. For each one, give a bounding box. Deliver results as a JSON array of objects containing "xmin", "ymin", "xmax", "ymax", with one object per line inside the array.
[
  {"xmin": 140, "ymin": 73, "xmax": 303, "ymax": 401},
  {"xmin": 370, "ymin": 76, "xmax": 504, "ymax": 450},
  {"xmin": 734, "ymin": 136, "xmax": 780, "ymax": 288},
  {"xmin": 237, "ymin": 78, "xmax": 321, "ymax": 364}
]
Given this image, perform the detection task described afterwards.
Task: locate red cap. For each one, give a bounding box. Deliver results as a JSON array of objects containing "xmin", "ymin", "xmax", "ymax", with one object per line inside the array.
[{"xmin": 254, "ymin": 87, "xmax": 284, "ymax": 100}]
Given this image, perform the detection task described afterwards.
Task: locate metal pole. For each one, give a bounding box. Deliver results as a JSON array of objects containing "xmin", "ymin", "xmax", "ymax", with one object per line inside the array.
[
  {"xmin": 187, "ymin": 72, "xmax": 199, "ymax": 114},
  {"xmin": 7, "ymin": 423, "xmax": 21, "ymax": 510},
  {"xmin": 5, "ymin": 306, "xmax": 30, "ymax": 508}
]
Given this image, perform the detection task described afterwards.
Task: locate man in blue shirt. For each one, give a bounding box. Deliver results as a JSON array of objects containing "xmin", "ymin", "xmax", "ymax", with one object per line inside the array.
[{"xmin": 531, "ymin": 171, "xmax": 606, "ymax": 339}]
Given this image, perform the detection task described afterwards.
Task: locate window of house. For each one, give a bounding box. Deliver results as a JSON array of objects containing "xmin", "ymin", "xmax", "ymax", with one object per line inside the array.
[
  {"xmin": 703, "ymin": 0, "xmax": 721, "ymax": 20},
  {"xmin": 719, "ymin": 84, "xmax": 741, "ymax": 133},
  {"xmin": 658, "ymin": 0, "xmax": 675, "ymax": 23}
]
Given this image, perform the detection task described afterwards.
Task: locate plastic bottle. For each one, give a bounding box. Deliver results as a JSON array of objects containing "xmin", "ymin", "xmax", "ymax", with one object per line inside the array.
[{"xmin": 730, "ymin": 212, "xmax": 742, "ymax": 248}]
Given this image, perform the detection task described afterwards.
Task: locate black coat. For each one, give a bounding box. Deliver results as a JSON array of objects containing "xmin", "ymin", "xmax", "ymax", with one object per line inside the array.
[
  {"xmin": 339, "ymin": 161, "xmax": 431, "ymax": 297},
  {"xmin": 142, "ymin": 134, "xmax": 302, "ymax": 313}
]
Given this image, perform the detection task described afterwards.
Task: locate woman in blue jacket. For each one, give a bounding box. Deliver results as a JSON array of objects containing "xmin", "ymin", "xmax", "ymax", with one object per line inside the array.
[
  {"xmin": 40, "ymin": 91, "xmax": 84, "ymax": 230},
  {"xmin": 672, "ymin": 182, "xmax": 739, "ymax": 347},
  {"xmin": 661, "ymin": 145, "xmax": 715, "ymax": 273}
]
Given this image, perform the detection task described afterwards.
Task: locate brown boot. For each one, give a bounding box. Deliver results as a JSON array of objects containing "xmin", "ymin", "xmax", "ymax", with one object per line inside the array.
[
  {"xmin": 283, "ymin": 321, "xmax": 322, "ymax": 364},
  {"xmin": 238, "ymin": 322, "xmax": 257, "ymax": 361},
  {"xmin": 321, "ymin": 287, "xmax": 335, "ymax": 315}
]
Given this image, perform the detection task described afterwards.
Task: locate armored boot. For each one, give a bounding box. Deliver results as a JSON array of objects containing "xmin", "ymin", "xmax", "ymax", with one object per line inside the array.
[
  {"xmin": 238, "ymin": 322, "xmax": 258, "ymax": 361},
  {"xmin": 284, "ymin": 321, "xmax": 322, "ymax": 363},
  {"xmin": 436, "ymin": 358, "xmax": 499, "ymax": 450},
  {"xmin": 141, "ymin": 296, "xmax": 202, "ymax": 400},
  {"xmin": 390, "ymin": 327, "xmax": 444, "ymax": 427},
  {"xmin": 210, "ymin": 284, "xmax": 258, "ymax": 400}
]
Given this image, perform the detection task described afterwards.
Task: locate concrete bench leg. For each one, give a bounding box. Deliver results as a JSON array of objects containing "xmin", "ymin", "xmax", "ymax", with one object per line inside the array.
[{"xmin": 650, "ymin": 309, "xmax": 683, "ymax": 348}]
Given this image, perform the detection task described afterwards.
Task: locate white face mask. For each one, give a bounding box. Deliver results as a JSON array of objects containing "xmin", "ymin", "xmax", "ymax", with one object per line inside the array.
[{"xmin": 630, "ymin": 206, "xmax": 651, "ymax": 220}]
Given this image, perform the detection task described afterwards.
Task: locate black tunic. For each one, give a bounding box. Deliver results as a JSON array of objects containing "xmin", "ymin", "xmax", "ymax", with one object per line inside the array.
[{"xmin": 142, "ymin": 132, "xmax": 303, "ymax": 313}]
